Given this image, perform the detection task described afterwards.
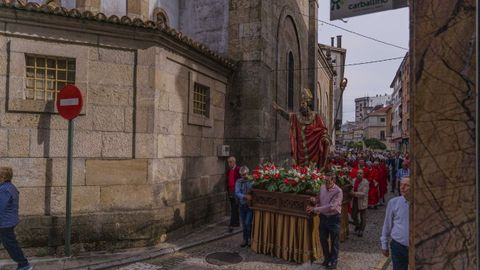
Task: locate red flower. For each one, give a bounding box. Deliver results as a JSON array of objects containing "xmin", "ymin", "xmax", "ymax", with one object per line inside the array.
[{"xmin": 273, "ymin": 173, "xmax": 280, "ymax": 179}]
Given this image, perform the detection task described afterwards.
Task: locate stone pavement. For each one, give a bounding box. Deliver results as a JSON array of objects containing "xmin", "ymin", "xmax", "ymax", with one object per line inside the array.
[
  {"xmin": 0, "ymin": 221, "xmax": 243, "ymax": 270},
  {"xmin": 108, "ymin": 195, "xmax": 397, "ymax": 270},
  {"xmin": 0, "ymin": 195, "xmax": 396, "ymax": 270}
]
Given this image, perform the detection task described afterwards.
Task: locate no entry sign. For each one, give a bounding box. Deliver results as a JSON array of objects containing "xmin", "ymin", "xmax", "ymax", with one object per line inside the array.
[{"xmin": 56, "ymin": 85, "xmax": 83, "ymax": 120}]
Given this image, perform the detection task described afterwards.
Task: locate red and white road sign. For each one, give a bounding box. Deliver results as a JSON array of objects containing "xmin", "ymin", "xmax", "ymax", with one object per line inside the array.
[{"xmin": 56, "ymin": 85, "xmax": 83, "ymax": 120}]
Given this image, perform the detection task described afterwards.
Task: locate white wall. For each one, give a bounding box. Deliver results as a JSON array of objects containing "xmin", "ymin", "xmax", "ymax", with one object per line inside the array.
[{"xmin": 101, "ymin": 0, "xmax": 127, "ymax": 17}]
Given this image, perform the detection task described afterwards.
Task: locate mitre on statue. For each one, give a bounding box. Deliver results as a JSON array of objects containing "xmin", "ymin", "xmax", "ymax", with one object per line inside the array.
[{"xmin": 301, "ymin": 88, "xmax": 313, "ymax": 103}]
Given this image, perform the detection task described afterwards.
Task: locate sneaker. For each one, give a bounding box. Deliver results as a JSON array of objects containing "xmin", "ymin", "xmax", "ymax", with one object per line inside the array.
[{"xmin": 18, "ymin": 265, "xmax": 33, "ymax": 270}]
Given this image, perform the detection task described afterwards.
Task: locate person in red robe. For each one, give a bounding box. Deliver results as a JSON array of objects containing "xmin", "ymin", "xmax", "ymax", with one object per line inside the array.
[
  {"xmin": 349, "ymin": 159, "xmax": 366, "ymax": 179},
  {"xmin": 378, "ymin": 159, "xmax": 388, "ymax": 205},
  {"xmin": 366, "ymin": 161, "xmax": 379, "ymax": 208},
  {"xmin": 273, "ymin": 88, "xmax": 330, "ymax": 168}
]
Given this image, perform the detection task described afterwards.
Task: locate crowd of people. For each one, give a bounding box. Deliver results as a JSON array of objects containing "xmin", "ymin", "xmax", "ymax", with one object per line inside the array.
[
  {"xmin": 326, "ymin": 149, "xmax": 410, "ymax": 270},
  {"xmin": 226, "ymin": 149, "xmax": 411, "ymax": 270}
]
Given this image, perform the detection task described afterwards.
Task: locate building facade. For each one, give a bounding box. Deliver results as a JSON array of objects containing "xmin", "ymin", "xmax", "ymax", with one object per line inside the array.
[
  {"xmin": 368, "ymin": 93, "xmax": 391, "ymax": 107},
  {"xmin": 362, "ymin": 106, "xmax": 392, "ymax": 149},
  {"xmin": 390, "ymin": 54, "xmax": 407, "ymax": 151},
  {"xmin": 225, "ymin": 0, "xmax": 321, "ymax": 166},
  {"xmin": 319, "ymin": 37, "xmax": 347, "ymax": 144},
  {"xmin": 0, "ymin": 0, "xmax": 234, "ymax": 254},
  {"xmin": 316, "ymin": 47, "xmax": 334, "ymax": 135},
  {"xmin": 354, "ymin": 96, "xmax": 369, "ymax": 122},
  {"xmin": 400, "ymin": 53, "xmax": 410, "ymax": 150}
]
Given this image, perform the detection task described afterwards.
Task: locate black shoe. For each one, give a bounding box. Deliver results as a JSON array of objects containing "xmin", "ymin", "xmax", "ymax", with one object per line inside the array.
[
  {"xmin": 228, "ymin": 227, "xmax": 233, "ymax": 233},
  {"xmin": 240, "ymin": 242, "xmax": 248, "ymax": 248},
  {"xmin": 357, "ymin": 231, "xmax": 363, "ymax": 237},
  {"xmin": 321, "ymin": 260, "xmax": 330, "ymax": 267},
  {"xmin": 327, "ymin": 262, "xmax": 337, "ymax": 269}
]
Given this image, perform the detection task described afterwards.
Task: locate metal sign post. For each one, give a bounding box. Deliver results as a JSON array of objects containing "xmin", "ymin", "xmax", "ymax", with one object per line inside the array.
[
  {"xmin": 65, "ymin": 118, "xmax": 74, "ymax": 257},
  {"xmin": 56, "ymin": 85, "xmax": 83, "ymax": 257}
]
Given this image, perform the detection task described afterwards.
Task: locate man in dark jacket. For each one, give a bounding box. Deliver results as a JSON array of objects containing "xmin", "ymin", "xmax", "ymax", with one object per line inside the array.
[
  {"xmin": 0, "ymin": 167, "xmax": 32, "ymax": 270},
  {"xmin": 388, "ymin": 153, "xmax": 403, "ymax": 194},
  {"xmin": 226, "ymin": 157, "xmax": 240, "ymax": 232}
]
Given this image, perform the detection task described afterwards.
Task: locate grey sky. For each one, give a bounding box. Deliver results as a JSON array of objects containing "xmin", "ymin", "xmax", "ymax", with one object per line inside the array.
[{"xmin": 317, "ymin": 2, "xmax": 409, "ymax": 123}]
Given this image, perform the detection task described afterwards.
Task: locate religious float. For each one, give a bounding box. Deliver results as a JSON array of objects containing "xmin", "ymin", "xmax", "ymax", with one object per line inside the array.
[
  {"xmin": 248, "ymin": 163, "xmax": 352, "ymax": 263},
  {"xmin": 252, "ymin": 88, "xmax": 352, "ymax": 263}
]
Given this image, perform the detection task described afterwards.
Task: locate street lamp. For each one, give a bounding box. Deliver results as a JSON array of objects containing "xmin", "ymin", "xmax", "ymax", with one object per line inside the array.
[{"xmin": 334, "ymin": 77, "xmax": 348, "ymax": 125}]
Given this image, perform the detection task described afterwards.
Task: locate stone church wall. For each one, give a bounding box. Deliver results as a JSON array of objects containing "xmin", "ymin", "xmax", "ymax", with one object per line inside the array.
[
  {"xmin": 225, "ymin": 0, "xmax": 314, "ymax": 167},
  {"xmin": 0, "ymin": 5, "xmax": 231, "ymax": 255}
]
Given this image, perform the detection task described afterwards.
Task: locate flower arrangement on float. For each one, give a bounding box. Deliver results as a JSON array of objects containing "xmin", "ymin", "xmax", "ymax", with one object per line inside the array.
[
  {"xmin": 248, "ymin": 162, "xmax": 353, "ymax": 194},
  {"xmin": 249, "ymin": 163, "xmax": 326, "ymax": 194}
]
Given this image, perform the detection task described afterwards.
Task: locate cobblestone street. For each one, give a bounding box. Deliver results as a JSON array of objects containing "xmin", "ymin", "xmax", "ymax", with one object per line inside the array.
[{"xmin": 110, "ymin": 195, "xmax": 395, "ymax": 270}]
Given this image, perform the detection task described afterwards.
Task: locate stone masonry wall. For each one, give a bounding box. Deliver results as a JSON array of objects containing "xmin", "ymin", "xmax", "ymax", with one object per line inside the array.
[
  {"xmin": 225, "ymin": 0, "xmax": 313, "ymax": 168},
  {"xmin": 0, "ymin": 10, "xmax": 229, "ymax": 256}
]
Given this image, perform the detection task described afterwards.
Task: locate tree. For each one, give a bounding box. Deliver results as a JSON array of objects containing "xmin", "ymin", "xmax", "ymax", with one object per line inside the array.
[
  {"xmin": 347, "ymin": 141, "xmax": 363, "ymax": 150},
  {"xmin": 364, "ymin": 138, "xmax": 386, "ymax": 150}
]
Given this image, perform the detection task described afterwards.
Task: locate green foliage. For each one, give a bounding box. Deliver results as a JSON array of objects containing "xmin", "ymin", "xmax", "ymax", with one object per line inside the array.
[
  {"xmin": 347, "ymin": 141, "xmax": 363, "ymax": 149},
  {"xmin": 364, "ymin": 138, "xmax": 387, "ymax": 150}
]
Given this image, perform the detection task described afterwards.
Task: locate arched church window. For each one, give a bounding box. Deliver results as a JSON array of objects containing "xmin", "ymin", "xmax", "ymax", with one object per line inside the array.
[{"xmin": 287, "ymin": 52, "xmax": 294, "ymax": 111}]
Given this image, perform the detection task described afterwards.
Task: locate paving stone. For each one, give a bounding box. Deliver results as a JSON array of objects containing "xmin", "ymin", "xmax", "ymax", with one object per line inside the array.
[
  {"xmin": 110, "ymin": 194, "xmax": 397, "ymax": 270},
  {"xmin": 118, "ymin": 262, "xmax": 162, "ymax": 270}
]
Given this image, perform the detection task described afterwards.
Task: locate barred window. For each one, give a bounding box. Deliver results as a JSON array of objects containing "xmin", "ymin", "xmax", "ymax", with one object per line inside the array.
[
  {"xmin": 192, "ymin": 82, "xmax": 209, "ymax": 117},
  {"xmin": 25, "ymin": 55, "xmax": 76, "ymax": 101}
]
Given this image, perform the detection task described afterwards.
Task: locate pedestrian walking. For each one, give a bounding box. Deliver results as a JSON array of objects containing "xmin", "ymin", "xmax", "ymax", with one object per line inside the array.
[
  {"xmin": 350, "ymin": 169, "xmax": 369, "ymax": 237},
  {"xmin": 306, "ymin": 174, "xmax": 343, "ymax": 269},
  {"xmin": 0, "ymin": 167, "xmax": 32, "ymax": 270},
  {"xmin": 226, "ymin": 156, "xmax": 240, "ymax": 232},
  {"xmin": 395, "ymin": 162, "xmax": 410, "ymax": 195},
  {"xmin": 389, "ymin": 153, "xmax": 403, "ymax": 194},
  {"xmin": 380, "ymin": 177, "xmax": 410, "ymax": 270},
  {"xmin": 234, "ymin": 166, "xmax": 253, "ymax": 247}
]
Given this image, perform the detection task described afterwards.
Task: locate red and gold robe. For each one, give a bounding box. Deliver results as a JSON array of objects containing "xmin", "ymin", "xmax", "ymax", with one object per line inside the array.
[{"xmin": 289, "ymin": 113, "xmax": 330, "ymax": 168}]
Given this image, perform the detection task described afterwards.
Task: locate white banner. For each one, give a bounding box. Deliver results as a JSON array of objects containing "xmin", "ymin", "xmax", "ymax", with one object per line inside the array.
[{"xmin": 330, "ymin": 0, "xmax": 408, "ymax": 20}]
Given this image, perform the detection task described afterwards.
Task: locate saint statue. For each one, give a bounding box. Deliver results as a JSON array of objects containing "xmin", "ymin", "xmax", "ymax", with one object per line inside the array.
[{"xmin": 273, "ymin": 88, "xmax": 331, "ymax": 168}]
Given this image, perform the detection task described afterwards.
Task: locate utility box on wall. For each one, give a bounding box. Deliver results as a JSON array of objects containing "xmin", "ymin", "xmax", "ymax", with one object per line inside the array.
[{"xmin": 217, "ymin": 145, "xmax": 230, "ymax": 157}]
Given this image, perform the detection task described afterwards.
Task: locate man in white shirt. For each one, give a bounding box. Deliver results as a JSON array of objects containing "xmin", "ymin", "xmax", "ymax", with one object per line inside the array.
[{"xmin": 380, "ymin": 177, "xmax": 410, "ymax": 270}]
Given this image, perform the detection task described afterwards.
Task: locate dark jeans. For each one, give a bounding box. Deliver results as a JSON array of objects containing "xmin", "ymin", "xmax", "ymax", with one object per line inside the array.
[
  {"xmin": 239, "ymin": 205, "xmax": 252, "ymax": 243},
  {"xmin": 0, "ymin": 227, "xmax": 29, "ymax": 268},
  {"xmin": 229, "ymin": 193, "xmax": 240, "ymax": 226},
  {"xmin": 391, "ymin": 239, "xmax": 408, "ymax": 270},
  {"xmin": 352, "ymin": 199, "xmax": 366, "ymax": 232},
  {"xmin": 391, "ymin": 171, "xmax": 397, "ymax": 193},
  {"xmin": 320, "ymin": 214, "xmax": 340, "ymax": 265}
]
